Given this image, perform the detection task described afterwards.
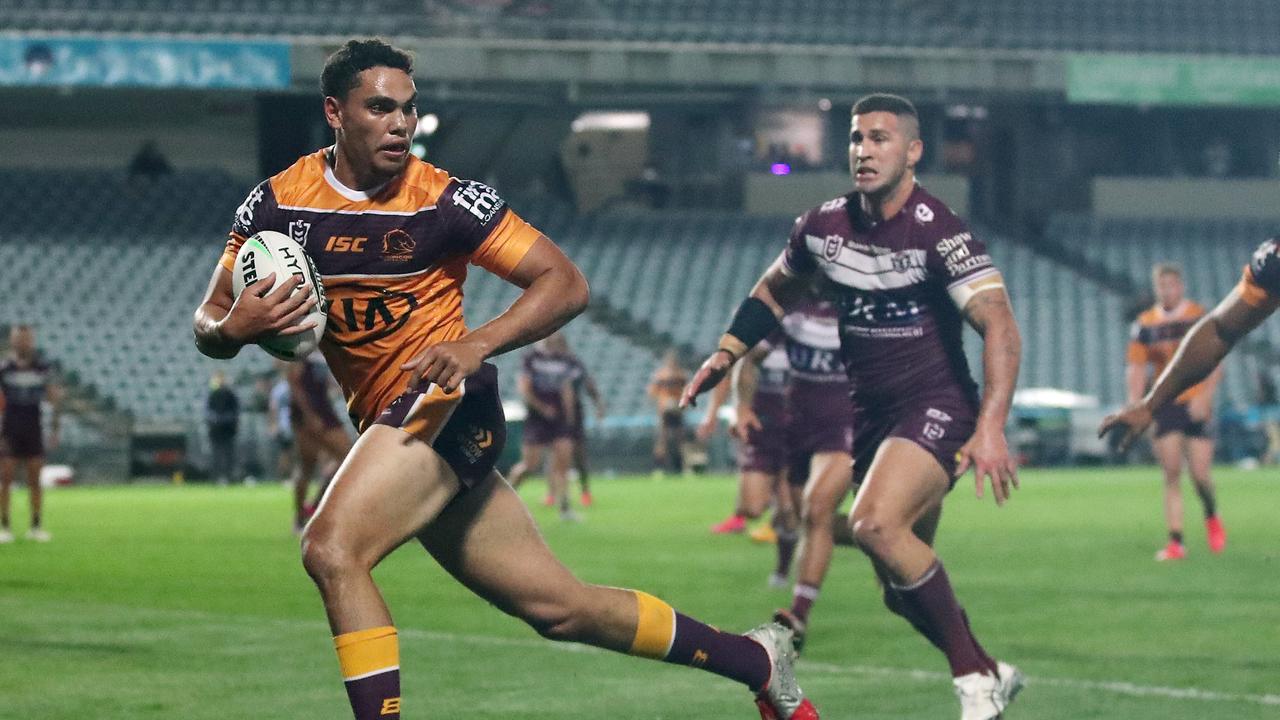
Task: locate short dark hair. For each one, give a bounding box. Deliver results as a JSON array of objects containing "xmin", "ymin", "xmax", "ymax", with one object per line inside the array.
[
  {"xmin": 852, "ymin": 93, "xmax": 918, "ymax": 121},
  {"xmin": 320, "ymin": 38, "xmax": 414, "ymax": 100}
]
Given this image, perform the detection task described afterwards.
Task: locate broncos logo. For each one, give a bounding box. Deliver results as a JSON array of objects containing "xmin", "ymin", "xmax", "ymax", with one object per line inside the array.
[{"xmin": 382, "ymin": 229, "xmax": 416, "ymax": 261}]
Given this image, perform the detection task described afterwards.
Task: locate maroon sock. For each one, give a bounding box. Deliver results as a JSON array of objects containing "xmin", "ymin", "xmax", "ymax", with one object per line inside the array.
[
  {"xmin": 894, "ymin": 562, "xmax": 989, "ymax": 677},
  {"xmin": 665, "ymin": 612, "xmax": 771, "ymax": 691},
  {"xmin": 776, "ymin": 530, "xmax": 798, "ymax": 576},
  {"xmin": 791, "ymin": 584, "xmax": 820, "ymax": 623},
  {"xmin": 962, "ymin": 609, "xmax": 998, "ymax": 675},
  {"xmin": 883, "ymin": 588, "xmax": 945, "ymax": 651}
]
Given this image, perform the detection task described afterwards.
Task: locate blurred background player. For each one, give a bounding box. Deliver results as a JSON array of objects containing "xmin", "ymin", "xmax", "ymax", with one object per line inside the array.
[
  {"xmin": 204, "ymin": 370, "xmax": 240, "ymax": 485},
  {"xmin": 193, "ymin": 39, "xmax": 817, "ymax": 720},
  {"xmin": 286, "ymin": 354, "xmax": 353, "ymax": 534},
  {"xmin": 1125, "ymin": 263, "xmax": 1225, "ymax": 561},
  {"xmin": 699, "ymin": 332, "xmax": 799, "ymax": 588},
  {"xmin": 648, "ymin": 349, "xmax": 689, "ymax": 476},
  {"xmin": 567, "ymin": 339, "xmax": 605, "ymax": 507},
  {"xmin": 774, "ymin": 300, "xmax": 854, "ymax": 644},
  {"xmin": 267, "ymin": 366, "xmax": 295, "ymax": 481},
  {"xmin": 508, "ymin": 332, "xmax": 584, "ymax": 520},
  {"xmin": 0, "ymin": 325, "xmax": 61, "ymax": 543},
  {"xmin": 683, "ymin": 93, "xmax": 1023, "ymax": 720}
]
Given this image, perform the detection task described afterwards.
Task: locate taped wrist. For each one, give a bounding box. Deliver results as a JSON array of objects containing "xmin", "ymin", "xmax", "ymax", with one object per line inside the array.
[{"xmin": 725, "ymin": 297, "xmax": 780, "ymax": 350}]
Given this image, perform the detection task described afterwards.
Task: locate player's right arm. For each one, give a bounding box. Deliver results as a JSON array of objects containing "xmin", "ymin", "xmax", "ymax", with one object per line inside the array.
[
  {"xmin": 193, "ymin": 181, "xmax": 317, "ymax": 359},
  {"xmin": 1101, "ymin": 260, "xmax": 1280, "ymax": 448},
  {"xmin": 1124, "ymin": 320, "xmax": 1150, "ymax": 405},
  {"xmin": 681, "ymin": 215, "xmax": 815, "ymax": 407}
]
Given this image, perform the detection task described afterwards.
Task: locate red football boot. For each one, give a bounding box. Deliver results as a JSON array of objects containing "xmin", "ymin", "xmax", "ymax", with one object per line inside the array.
[
  {"xmin": 1206, "ymin": 516, "xmax": 1227, "ymax": 554},
  {"xmin": 711, "ymin": 514, "xmax": 747, "ymax": 534}
]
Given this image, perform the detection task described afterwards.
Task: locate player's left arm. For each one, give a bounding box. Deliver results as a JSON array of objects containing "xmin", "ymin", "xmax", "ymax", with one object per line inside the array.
[
  {"xmin": 956, "ymin": 281, "xmax": 1022, "ymax": 506},
  {"xmin": 403, "ymin": 235, "xmax": 588, "ymax": 393}
]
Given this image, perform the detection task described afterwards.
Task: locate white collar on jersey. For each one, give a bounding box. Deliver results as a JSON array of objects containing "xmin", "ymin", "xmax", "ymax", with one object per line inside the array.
[
  {"xmin": 322, "ymin": 146, "xmax": 391, "ymax": 201},
  {"xmin": 1155, "ymin": 299, "xmax": 1190, "ymax": 320}
]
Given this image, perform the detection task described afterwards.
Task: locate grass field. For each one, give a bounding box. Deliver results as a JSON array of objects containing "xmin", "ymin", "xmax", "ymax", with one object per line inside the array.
[{"xmin": 1, "ymin": 466, "xmax": 1278, "ymax": 719}]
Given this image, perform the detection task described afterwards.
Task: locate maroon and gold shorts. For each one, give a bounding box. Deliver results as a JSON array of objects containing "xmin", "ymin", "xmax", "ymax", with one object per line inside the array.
[
  {"xmin": 373, "ymin": 363, "xmax": 506, "ymax": 491},
  {"xmin": 1152, "ymin": 401, "xmax": 1213, "ymax": 439}
]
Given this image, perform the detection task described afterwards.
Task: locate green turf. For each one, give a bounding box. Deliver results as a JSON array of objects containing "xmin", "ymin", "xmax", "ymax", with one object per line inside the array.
[{"xmin": 1, "ymin": 467, "xmax": 1278, "ymax": 719}]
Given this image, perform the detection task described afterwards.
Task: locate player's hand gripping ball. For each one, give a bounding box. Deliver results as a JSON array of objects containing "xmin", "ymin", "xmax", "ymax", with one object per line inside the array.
[{"xmin": 231, "ymin": 230, "xmax": 328, "ymax": 361}]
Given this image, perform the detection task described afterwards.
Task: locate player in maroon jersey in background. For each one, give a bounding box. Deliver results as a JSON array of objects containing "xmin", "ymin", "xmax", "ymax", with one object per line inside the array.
[
  {"xmin": 0, "ymin": 325, "xmax": 62, "ymax": 543},
  {"xmin": 286, "ymin": 355, "xmax": 353, "ymax": 534},
  {"xmin": 684, "ymin": 94, "xmax": 1024, "ymax": 720},
  {"xmin": 509, "ymin": 332, "xmax": 584, "ymax": 520}
]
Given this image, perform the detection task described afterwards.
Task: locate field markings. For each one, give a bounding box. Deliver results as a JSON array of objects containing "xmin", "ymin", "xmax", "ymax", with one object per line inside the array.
[{"xmin": 7, "ymin": 597, "xmax": 1279, "ymax": 708}]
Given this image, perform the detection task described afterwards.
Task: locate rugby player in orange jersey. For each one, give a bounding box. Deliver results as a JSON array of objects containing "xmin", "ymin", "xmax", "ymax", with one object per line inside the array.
[
  {"xmin": 1124, "ymin": 264, "xmax": 1225, "ymax": 561},
  {"xmin": 192, "ymin": 38, "xmax": 817, "ymax": 720},
  {"xmin": 1103, "ymin": 237, "xmax": 1280, "ymax": 467}
]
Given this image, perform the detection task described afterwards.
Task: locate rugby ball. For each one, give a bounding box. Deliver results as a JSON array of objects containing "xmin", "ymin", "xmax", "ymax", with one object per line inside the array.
[{"xmin": 230, "ymin": 230, "xmax": 328, "ymax": 361}]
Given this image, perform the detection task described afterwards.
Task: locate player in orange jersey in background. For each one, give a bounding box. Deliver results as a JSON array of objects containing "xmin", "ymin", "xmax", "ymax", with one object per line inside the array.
[{"xmin": 1125, "ymin": 263, "xmax": 1225, "ymax": 561}]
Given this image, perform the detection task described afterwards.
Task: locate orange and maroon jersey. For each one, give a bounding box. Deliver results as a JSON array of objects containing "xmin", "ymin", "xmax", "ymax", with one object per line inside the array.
[
  {"xmin": 1127, "ymin": 300, "xmax": 1209, "ymax": 403},
  {"xmin": 220, "ymin": 148, "xmax": 540, "ymax": 430}
]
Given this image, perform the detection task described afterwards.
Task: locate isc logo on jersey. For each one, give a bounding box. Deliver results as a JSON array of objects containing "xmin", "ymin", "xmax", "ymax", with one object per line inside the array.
[{"xmin": 232, "ymin": 230, "xmax": 329, "ymax": 361}]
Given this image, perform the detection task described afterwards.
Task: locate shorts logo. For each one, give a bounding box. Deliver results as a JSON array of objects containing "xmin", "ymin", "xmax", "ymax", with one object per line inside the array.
[
  {"xmin": 289, "ymin": 219, "xmax": 312, "ymax": 247},
  {"xmin": 922, "ymin": 422, "xmax": 947, "ymax": 441},
  {"xmin": 914, "ymin": 202, "xmax": 934, "ymax": 224},
  {"xmin": 452, "ymin": 180, "xmax": 505, "ymax": 225},
  {"xmin": 823, "ymin": 234, "xmax": 844, "ymax": 261},
  {"xmin": 382, "ymin": 229, "xmax": 416, "ymax": 262},
  {"xmin": 458, "ymin": 425, "xmax": 492, "ymax": 462},
  {"xmin": 926, "ymin": 408, "xmax": 952, "ymax": 422}
]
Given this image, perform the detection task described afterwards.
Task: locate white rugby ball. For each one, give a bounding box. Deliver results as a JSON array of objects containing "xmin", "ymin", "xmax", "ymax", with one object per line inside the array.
[{"xmin": 231, "ymin": 230, "xmax": 328, "ymax": 361}]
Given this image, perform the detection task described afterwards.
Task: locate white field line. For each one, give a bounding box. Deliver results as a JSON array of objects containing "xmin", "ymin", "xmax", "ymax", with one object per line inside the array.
[{"xmin": 9, "ymin": 598, "xmax": 1280, "ymax": 707}]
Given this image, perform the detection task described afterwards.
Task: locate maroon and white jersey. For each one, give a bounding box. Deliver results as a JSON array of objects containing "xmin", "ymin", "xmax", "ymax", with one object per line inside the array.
[
  {"xmin": 781, "ymin": 301, "xmax": 853, "ymax": 422},
  {"xmin": 782, "ymin": 185, "xmax": 1000, "ymax": 409},
  {"xmin": 755, "ymin": 331, "xmax": 791, "ymax": 398},
  {"xmin": 522, "ymin": 348, "xmax": 583, "ymax": 408}
]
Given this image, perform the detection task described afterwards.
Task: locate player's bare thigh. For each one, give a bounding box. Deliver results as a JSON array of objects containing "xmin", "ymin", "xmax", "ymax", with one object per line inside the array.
[
  {"xmin": 417, "ymin": 470, "xmax": 636, "ymax": 652},
  {"xmin": 318, "ymin": 426, "xmax": 353, "ymax": 463},
  {"xmin": 802, "ymin": 451, "xmax": 853, "ymax": 516},
  {"xmin": 303, "ymin": 425, "xmax": 461, "ymax": 573},
  {"xmin": 849, "ymin": 438, "xmax": 950, "ymax": 546},
  {"xmin": 740, "ymin": 470, "xmax": 777, "ymax": 517}
]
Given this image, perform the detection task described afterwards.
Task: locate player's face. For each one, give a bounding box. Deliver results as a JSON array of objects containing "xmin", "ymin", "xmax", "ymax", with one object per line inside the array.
[
  {"xmin": 327, "ymin": 66, "xmax": 417, "ymax": 182},
  {"xmin": 9, "ymin": 327, "xmax": 33, "ymax": 356},
  {"xmin": 1154, "ymin": 273, "xmax": 1185, "ymax": 309},
  {"xmin": 849, "ymin": 112, "xmax": 922, "ymax": 197}
]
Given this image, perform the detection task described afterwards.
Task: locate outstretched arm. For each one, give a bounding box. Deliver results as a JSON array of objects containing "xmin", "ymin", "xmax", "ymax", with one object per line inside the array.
[
  {"xmin": 1101, "ymin": 289, "xmax": 1275, "ymax": 449},
  {"xmin": 955, "ymin": 284, "xmax": 1022, "ymax": 505},
  {"xmin": 402, "ymin": 236, "xmax": 589, "ymax": 392},
  {"xmin": 680, "ymin": 253, "xmax": 808, "ymax": 407}
]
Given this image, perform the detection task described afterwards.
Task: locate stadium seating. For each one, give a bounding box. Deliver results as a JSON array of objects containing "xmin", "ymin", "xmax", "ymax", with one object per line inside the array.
[{"xmin": 10, "ymin": 0, "xmax": 1280, "ymax": 55}]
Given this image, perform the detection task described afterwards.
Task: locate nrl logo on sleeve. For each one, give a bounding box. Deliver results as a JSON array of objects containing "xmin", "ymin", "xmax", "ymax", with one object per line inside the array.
[
  {"xmin": 452, "ymin": 180, "xmax": 506, "ymax": 225},
  {"xmin": 289, "ymin": 219, "xmax": 312, "ymax": 247},
  {"xmin": 823, "ymin": 234, "xmax": 844, "ymax": 261}
]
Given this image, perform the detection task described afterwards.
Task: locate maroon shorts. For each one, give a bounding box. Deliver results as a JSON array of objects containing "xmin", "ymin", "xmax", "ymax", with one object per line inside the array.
[
  {"xmin": 785, "ymin": 395, "xmax": 854, "ymax": 486},
  {"xmin": 737, "ymin": 393, "xmax": 788, "ymax": 474},
  {"xmin": 1152, "ymin": 401, "xmax": 1212, "ymax": 439},
  {"xmin": 851, "ymin": 392, "xmax": 977, "ymax": 487},
  {"xmin": 373, "ymin": 363, "xmax": 506, "ymax": 491},
  {"xmin": 0, "ymin": 426, "xmax": 44, "ymax": 459},
  {"xmin": 523, "ymin": 409, "xmax": 574, "ymax": 446}
]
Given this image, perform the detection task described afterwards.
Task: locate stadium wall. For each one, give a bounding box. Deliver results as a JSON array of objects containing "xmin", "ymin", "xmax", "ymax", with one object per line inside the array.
[{"xmin": 1093, "ymin": 178, "xmax": 1280, "ymax": 219}]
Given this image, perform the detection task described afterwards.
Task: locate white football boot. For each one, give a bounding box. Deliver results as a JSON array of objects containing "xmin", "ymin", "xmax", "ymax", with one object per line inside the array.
[
  {"xmin": 25, "ymin": 527, "xmax": 51, "ymax": 542},
  {"xmin": 0, "ymin": 527, "xmax": 13, "ymax": 544},
  {"xmin": 954, "ymin": 671, "xmax": 1004, "ymax": 720},
  {"xmin": 745, "ymin": 622, "xmax": 820, "ymax": 719},
  {"xmin": 996, "ymin": 661, "xmax": 1025, "ymax": 711}
]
